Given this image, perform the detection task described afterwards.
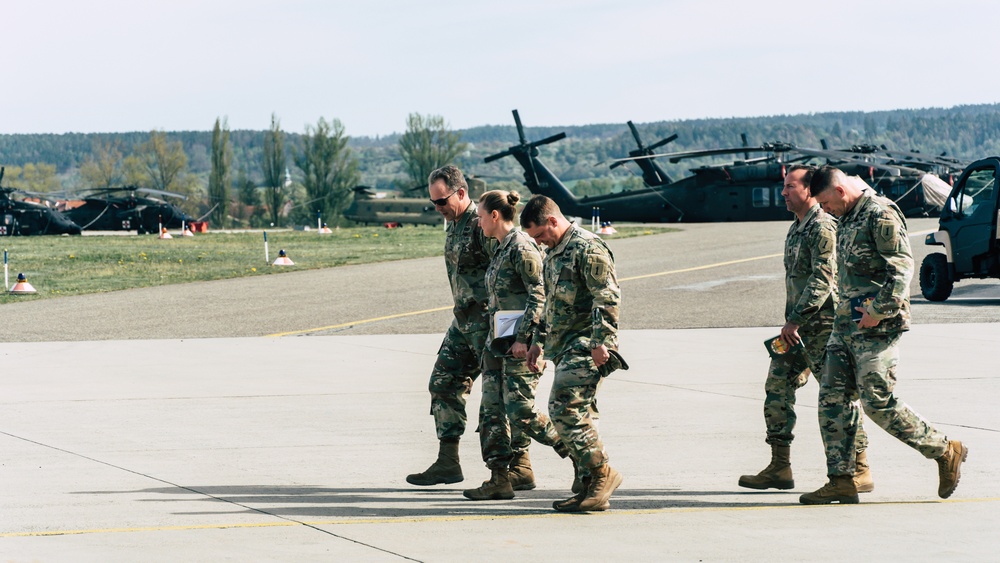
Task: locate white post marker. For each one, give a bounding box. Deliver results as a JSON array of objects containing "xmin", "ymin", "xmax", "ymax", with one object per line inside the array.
[
  {"xmin": 3, "ymin": 248, "xmax": 8, "ymax": 291},
  {"xmin": 263, "ymin": 231, "xmax": 270, "ymax": 265}
]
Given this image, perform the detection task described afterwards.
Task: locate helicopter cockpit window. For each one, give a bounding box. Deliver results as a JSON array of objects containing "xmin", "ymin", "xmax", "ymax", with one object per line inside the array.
[
  {"xmin": 752, "ymin": 187, "xmax": 770, "ymax": 208},
  {"xmin": 955, "ymin": 167, "xmax": 995, "ymax": 216}
]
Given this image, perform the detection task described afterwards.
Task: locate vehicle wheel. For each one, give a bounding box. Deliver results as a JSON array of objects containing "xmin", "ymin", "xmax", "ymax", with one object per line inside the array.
[{"xmin": 920, "ymin": 253, "xmax": 953, "ymax": 301}]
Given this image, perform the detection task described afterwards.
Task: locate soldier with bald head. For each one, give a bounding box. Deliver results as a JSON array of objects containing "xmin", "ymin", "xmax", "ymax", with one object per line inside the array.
[{"xmin": 800, "ymin": 165, "xmax": 968, "ymax": 505}]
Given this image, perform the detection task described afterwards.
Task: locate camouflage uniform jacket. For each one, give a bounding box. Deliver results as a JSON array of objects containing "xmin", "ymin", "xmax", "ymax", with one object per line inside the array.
[
  {"xmin": 784, "ymin": 204, "xmax": 836, "ymax": 332},
  {"xmin": 486, "ymin": 228, "xmax": 545, "ymax": 345},
  {"xmin": 537, "ymin": 224, "xmax": 620, "ymax": 361},
  {"xmin": 445, "ymin": 202, "xmax": 495, "ymax": 330},
  {"xmin": 833, "ymin": 189, "xmax": 913, "ymax": 335}
]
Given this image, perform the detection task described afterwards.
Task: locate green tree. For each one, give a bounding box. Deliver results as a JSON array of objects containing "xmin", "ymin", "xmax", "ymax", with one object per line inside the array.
[
  {"xmin": 398, "ymin": 113, "xmax": 467, "ymax": 186},
  {"xmin": 136, "ymin": 131, "xmax": 189, "ymax": 193},
  {"xmin": 130, "ymin": 131, "xmax": 202, "ymax": 216},
  {"xmin": 208, "ymin": 117, "xmax": 232, "ymax": 228},
  {"xmin": 4, "ymin": 163, "xmax": 61, "ymax": 193},
  {"xmin": 80, "ymin": 138, "xmax": 124, "ymax": 189},
  {"xmin": 261, "ymin": 113, "xmax": 286, "ymax": 226},
  {"xmin": 294, "ymin": 117, "xmax": 360, "ymax": 226}
]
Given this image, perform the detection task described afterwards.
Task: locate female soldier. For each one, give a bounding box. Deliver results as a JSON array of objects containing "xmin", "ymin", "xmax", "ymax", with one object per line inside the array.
[{"xmin": 463, "ymin": 190, "xmax": 569, "ymax": 500}]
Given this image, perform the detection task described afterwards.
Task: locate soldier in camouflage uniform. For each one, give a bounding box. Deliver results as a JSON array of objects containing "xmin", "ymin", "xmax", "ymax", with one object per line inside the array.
[
  {"xmin": 800, "ymin": 166, "xmax": 968, "ymax": 505},
  {"xmin": 462, "ymin": 190, "xmax": 570, "ymax": 501},
  {"xmin": 739, "ymin": 165, "xmax": 873, "ymax": 492},
  {"xmin": 407, "ymin": 165, "xmax": 522, "ymax": 486},
  {"xmin": 522, "ymin": 195, "xmax": 625, "ymax": 513}
]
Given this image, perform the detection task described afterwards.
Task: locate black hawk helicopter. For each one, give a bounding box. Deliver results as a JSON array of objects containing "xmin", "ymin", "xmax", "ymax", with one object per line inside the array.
[
  {"xmin": 485, "ymin": 110, "xmax": 793, "ymax": 222},
  {"xmin": 0, "ymin": 167, "xmax": 83, "ymax": 236},
  {"xmin": 627, "ymin": 138, "xmax": 958, "ymax": 219},
  {"xmin": 64, "ymin": 186, "xmax": 194, "ymax": 233},
  {"xmin": 485, "ymin": 110, "xmax": 958, "ymax": 223}
]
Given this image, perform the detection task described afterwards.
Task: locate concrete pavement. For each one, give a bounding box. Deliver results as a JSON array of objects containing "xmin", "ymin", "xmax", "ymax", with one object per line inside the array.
[{"xmin": 2, "ymin": 325, "xmax": 998, "ymax": 561}]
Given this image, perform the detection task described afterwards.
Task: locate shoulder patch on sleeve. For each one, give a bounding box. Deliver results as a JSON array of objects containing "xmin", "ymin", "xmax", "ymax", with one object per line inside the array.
[
  {"xmin": 875, "ymin": 218, "xmax": 900, "ymax": 253},
  {"xmin": 523, "ymin": 251, "xmax": 541, "ymax": 279},
  {"xmin": 818, "ymin": 236, "xmax": 833, "ymax": 256},
  {"xmin": 585, "ymin": 250, "xmax": 611, "ymax": 285}
]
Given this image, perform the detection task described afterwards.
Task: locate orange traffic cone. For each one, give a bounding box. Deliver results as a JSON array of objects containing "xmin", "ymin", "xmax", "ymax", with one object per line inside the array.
[
  {"xmin": 10, "ymin": 273, "xmax": 36, "ymax": 294},
  {"xmin": 182, "ymin": 226, "xmax": 194, "ymax": 237},
  {"xmin": 319, "ymin": 222, "xmax": 333, "ymax": 234},
  {"xmin": 273, "ymin": 249, "xmax": 294, "ymax": 266},
  {"xmin": 159, "ymin": 227, "xmax": 173, "ymax": 239}
]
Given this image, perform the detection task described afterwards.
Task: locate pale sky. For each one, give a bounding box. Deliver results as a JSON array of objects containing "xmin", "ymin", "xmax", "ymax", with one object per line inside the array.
[{"xmin": 4, "ymin": 0, "xmax": 999, "ymax": 137}]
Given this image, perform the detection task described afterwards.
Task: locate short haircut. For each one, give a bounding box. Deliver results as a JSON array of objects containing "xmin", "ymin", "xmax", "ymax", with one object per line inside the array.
[
  {"xmin": 428, "ymin": 165, "xmax": 468, "ymax": 192},
  {"xmin": 520, "ymin": 194, "xmax": 562, "ymax": 228},
  {"xmin": 479, "ymin": 190, "xmax": 521, "ymax": 222},
  {"xmin": 787, "ymin": 164, "xmax": 817, "ymax": 187},
  {"xmin": 809, "ymin": 165, "xmax": 845, "ymax": 196}
]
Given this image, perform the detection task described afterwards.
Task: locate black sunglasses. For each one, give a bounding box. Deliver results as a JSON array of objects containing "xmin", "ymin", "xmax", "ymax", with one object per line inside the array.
[{"xmin": 430, "ymin": 190, "xmax": 459, "ymax": 206}]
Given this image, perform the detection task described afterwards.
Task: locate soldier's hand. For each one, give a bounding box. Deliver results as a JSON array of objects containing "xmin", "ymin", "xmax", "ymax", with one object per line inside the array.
[
  {"xmin": 591, "ymin": 344, "xmax": 610, "ymax": 367},
  {"xmin": 856, "ymin": 307, "xmax": 881, "ymax": 328},
  {"xmin": 780, "ymin": 322, "xmax": 801, "ymax": 346},
  {"xmin": 527, "ymin": 344, "xmax": 543, "ymax": 372},
  {"xmin": 510, "ymin": 341, "xmax": 528, "ymax": 359}
]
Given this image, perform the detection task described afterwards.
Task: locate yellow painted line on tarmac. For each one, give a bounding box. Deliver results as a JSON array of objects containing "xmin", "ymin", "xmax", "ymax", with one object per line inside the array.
[
  {"xmin": 6, "ymin": 496, "xmax": 997, "ymax": 538},
  {"xmin": 265, "ymin": 306, "xmax": 452, "ymax": 337},
  {"xmin": 268, "ymin": 252, "xmax": 785, "ymax": 337},
  {"xmin": 618, "ymin": 253, "xmax": 782, "ymax": 283}
]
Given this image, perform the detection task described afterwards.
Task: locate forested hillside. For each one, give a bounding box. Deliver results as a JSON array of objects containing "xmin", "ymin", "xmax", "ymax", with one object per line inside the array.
[{"xmin": 3, "ymin": 103, "xmax": 1000, "ymax": 198}]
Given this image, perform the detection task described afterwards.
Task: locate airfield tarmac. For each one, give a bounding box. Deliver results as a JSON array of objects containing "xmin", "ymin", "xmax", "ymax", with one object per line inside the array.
[{"xmin": 1, "ymin": 217, "xmax": 998, "ymax": 561}]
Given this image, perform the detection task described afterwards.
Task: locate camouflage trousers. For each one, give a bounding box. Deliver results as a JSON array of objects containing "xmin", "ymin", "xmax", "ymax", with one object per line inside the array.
[
  {"xmin": 549, "ymin": 351, "xmax": 607, "ymax": 473},
  {"xmin": 478, "ymin": 349, "xmax": 559, "ymax": 469},
  {"xmin": 427, "ymin": 320, "xmax": 489, "ymax": 441},
  {"xmin": 763, "ymin": 327, "xmax": 869, "ymax": 452},
  {"xmin": 820, "ymin": 330, "xmax": 949, "ymax": 476}
]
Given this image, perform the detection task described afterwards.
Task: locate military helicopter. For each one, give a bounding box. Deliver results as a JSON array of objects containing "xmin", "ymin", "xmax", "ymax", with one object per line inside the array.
[
  {"xmin": 343, "ymin": 176, "xmax": 487, "ymax": 226},
  {"xmin": 0, "ymin": 167, "xmax": 83, "ymax": 236},
  {"xmin": 64, "ymin": 186, "xmax": 194, "ymax": 233},
  {"xmin": 641, "ymin": 140, "xmax": 956, "ymax": 218},
  {"xmin": 604, "ymin": 121, "xmax": 958, "ymax": 220},
  {"xmin": 485, "ymin": 110, "xmax": 793, "ymax": 222}
]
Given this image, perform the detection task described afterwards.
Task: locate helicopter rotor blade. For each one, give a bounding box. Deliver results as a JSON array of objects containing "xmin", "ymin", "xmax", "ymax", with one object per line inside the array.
[
  {"xmin": 513, "ymin": 109, "xmax": 526, "ymax": 146},
  {"xmin": 647, "ymin": 133, "xmax": 678, "ymax": 152},
  {"xmin": 626, "ymin": 121, "xmax": 643, "ymax": 149},
  {"xmin": 529, "ymin": 132, "xmax": 566, "ymax": 149},
  {"xmin": 484, "ymin": 149, "xmax": 513, "ymax": 163}
]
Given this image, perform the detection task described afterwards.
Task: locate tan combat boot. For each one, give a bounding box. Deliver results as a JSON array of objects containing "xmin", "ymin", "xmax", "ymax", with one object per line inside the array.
[
  {"xmin": 854, "ymin": 450, "xmax": 874, "ymax": 493},
  {"xmin": 406, "ymin": 440, "xmax": 463, "ymax": 486},
  {"xmin": 738, "ymin": 445, "xmax": 793, "ymax": 490},
  {"xmin": 462, "ymin": 468, "xmax": 515, "ymax": 500},
  {"xmin": 936, "ymin": 440, "xmax": 968, "ymax": 499},
  {"xmin": 508, "ymin": 451, "xmax": 536, "ymax": 491},
  {"xmin": 799, "ymin": 475, "xmax": 859, "ymax": 505},
  {"xmin": 554, "ymin": 463, "xmax": 622, "ymax": 512},
  {"xmin": 553, "ymin": 475, "xmax": 598, "ymax": 512}
]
